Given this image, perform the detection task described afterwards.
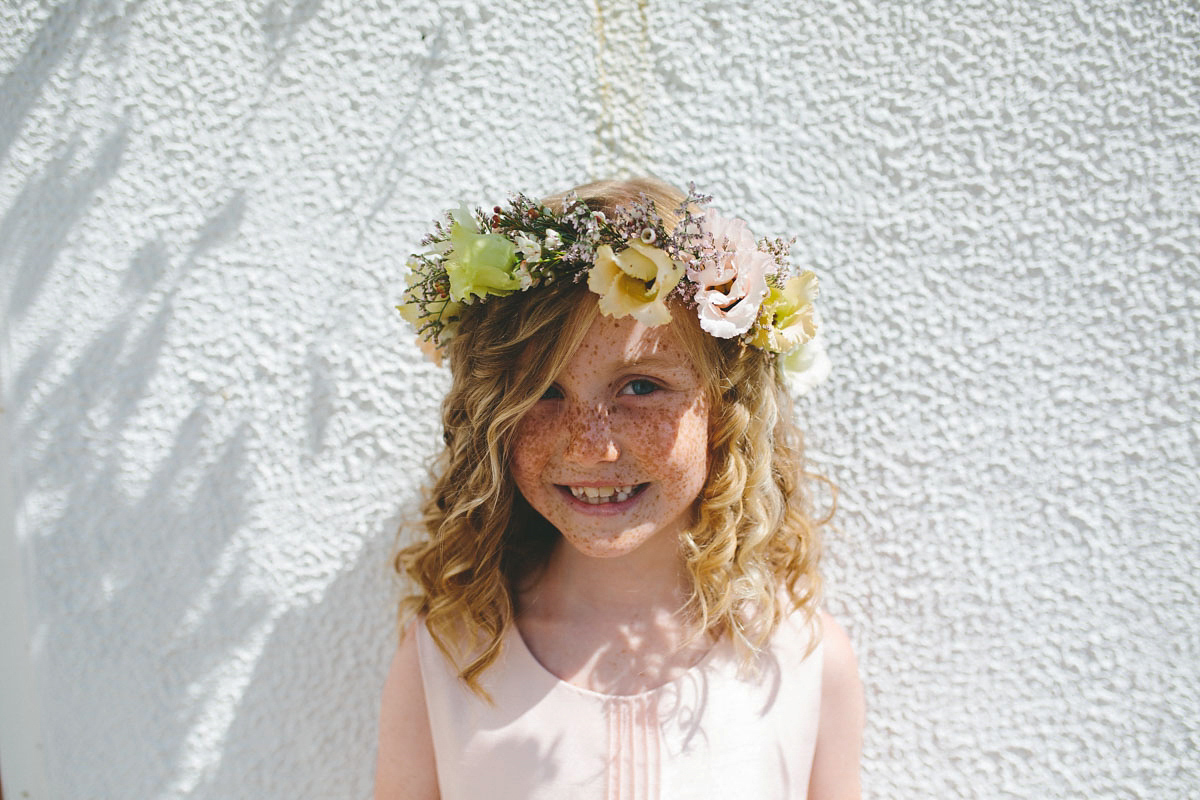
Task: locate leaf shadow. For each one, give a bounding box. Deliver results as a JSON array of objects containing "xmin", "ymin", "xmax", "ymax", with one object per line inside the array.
[{"xmin": 8, "ymin": 159, "xmax": 262, "ymax": 795}]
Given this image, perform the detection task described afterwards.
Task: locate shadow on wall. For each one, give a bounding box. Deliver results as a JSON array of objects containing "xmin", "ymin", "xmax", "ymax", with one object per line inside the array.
[
  {"xmin": 6, "ymin": 147, "xmax": 391, "ymax": 794},
  {"xmin": 0, "ymin": 1, "xmax": 87, "ymax": 164},
  {"xmin": 0, "ymin": 0, "xmax": 166, "ymax": 164},
  {"xmin": 0, "ymin": 0, "xmax": 331, "ymax": 168},
  {"xmin": 2, "ymin": 3, "xmax": 405, "ymax": 795},
  {"xmin": 203, "ymin": 533, "xmax": 396, "ymax": 797},
  {"xmin": 11, "ymin": 194, "xmax": 393, "ymax": 794},
  {"xmin": 5, "ymin": 141, "xmax": 257, "ymax": 793},
  {"xmin": 2, "ymin": 124, "xmax": 129, "ymax": 324}
]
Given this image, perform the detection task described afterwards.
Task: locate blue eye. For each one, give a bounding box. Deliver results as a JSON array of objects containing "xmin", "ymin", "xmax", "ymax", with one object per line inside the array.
[
  {"xmin": 540, "ymin": 385, "xmax": 564, "ymax": 400},
  {"xmin": 621, "ymin": 379, "xmax": 660, "ymax": 396}
]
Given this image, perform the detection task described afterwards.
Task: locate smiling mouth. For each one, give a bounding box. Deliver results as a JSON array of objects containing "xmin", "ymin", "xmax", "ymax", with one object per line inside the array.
[{"xmin": 559, "ymin": 483, "xmax": 648, "ymax": 505}]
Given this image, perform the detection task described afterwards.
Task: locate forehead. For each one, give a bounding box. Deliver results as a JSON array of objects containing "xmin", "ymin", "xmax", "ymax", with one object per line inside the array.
[{"xmin": 564, "ymin": 313, "xmax": 698, "ymax": 374}]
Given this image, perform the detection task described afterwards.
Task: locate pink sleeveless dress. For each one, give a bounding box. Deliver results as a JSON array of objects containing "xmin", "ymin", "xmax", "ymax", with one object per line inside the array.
[{"xmin": 415, "ymin": 611, "xmax": 824, "ymax": 800}]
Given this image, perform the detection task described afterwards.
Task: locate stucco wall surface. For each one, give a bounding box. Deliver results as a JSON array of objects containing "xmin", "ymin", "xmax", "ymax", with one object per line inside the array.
[{"xmin": 1, "ymin": 1, "xmax": 1196, "ymax": 798}]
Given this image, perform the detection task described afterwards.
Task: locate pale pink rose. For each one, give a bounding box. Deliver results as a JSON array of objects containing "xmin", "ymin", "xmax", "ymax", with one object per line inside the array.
[{"xmin": 686, "ymin": 210, "xmax": 771, "ymax": 338}]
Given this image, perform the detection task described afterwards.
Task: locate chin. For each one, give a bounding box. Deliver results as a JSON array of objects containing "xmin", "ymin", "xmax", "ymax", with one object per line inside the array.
[{"xmin": 558, "ymin": 528, "xmax": 656, "ymax": 559}]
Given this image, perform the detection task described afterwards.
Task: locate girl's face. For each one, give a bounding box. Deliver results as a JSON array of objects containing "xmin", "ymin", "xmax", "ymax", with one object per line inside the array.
[{"xmin": 511, "ymin": 312, "xmax": 710, "ymax": 560}]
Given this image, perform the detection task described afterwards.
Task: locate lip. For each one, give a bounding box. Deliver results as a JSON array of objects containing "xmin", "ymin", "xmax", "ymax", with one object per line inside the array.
[{"xmin": 554, "ymin": 483, "xmax": 648, "ymax": 515}]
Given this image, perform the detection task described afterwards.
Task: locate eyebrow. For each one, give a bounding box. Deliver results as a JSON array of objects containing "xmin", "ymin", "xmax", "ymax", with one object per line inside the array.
[{"xmin": 613, "ymin": 354, "xmax": 689, "ymax": 371}]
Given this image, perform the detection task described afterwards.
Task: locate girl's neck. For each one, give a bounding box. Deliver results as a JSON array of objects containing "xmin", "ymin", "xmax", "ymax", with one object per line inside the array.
[
  {"xmin": 522, "ymin": 533, "xmax": 690, "ymax": 624},
  {"xmin": 513, "ymin": 531, "xmax": 718, "ymax": 696}
]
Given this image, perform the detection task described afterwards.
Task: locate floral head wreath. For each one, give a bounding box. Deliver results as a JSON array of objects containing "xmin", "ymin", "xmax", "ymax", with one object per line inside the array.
[{"xmin": 398, "ymin": 184, "xmax": 830, "ymax": 394}]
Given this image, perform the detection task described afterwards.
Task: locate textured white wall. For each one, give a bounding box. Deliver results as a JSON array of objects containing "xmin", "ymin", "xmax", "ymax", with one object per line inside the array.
[{"xmin": 1, "ymin": 1, "xmax": 1196, "ymax": 797}]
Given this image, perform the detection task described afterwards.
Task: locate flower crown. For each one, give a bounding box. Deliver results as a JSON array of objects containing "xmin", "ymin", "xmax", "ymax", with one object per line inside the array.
[{"xmin": 398, "ymin": 185, "xmax": 830, "ymax": 393}]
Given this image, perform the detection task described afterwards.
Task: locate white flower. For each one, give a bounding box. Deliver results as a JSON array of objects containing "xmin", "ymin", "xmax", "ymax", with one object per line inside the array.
[
  {"xmin": 543, "ymin": 229, "xmax": 562, "ymax": 250},
  {"xmin": 514, "ymin": 262, "xmax": 534, "ymax": 290},
  {"xmin": 513, "ymin": 232, "xmax": 542, "ymax": 263},
  {"xmin": 782, "ymin": 336, "xmax": 831, "ymax": 396}
]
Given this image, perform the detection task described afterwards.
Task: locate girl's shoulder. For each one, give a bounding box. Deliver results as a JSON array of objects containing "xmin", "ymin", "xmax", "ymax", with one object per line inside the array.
[
  {"xmin": 815, "ymin": 611, "xmax": 859, "ymax": 693},
  {"xmin": 374, "ymin": 620, "xmax": 439, "ymax": 800},
  {"xmin": 381, "ymin": 619, "xmax": 426, "ymax": 699},
  {"xmin": 763, "ymin": 605, "xmax": 859, "ymax": 703},
  {"xmin": 806, "ymin": 611, "xmax": 866, "ymax": 799},
  {"xmin": 771, "ymin": 594, "xmax": 827, "ymax": 651},
  {"xmin": 781, "ymin": 606, "xmax": 858, "ymax": 698}
]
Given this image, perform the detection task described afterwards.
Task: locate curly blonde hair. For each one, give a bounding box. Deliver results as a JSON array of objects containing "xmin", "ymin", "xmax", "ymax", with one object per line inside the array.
[{"xmin": 395, "ymin": 178, "xmax": 831, "ymax": 696}]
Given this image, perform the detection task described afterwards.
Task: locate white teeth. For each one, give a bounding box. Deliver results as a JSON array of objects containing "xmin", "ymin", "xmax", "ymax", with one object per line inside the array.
[{"xmin": 567, "ymin": 485, "xmax": 638, "ymax": 504}]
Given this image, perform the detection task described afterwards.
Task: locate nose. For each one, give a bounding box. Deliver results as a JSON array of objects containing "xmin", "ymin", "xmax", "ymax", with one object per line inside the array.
[{"xmin": 562, "ymin": 400, "xmax": 619, "ymax": 464}]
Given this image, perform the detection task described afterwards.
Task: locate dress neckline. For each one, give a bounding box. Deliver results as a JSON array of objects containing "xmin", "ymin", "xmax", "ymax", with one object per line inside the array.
[{"xmin": 507, "ymin": 619, "xmax": 726, "ymax": 700}]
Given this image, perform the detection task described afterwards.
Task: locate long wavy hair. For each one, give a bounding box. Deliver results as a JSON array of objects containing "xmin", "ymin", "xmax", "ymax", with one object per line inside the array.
[{"xmin": 395, "ymin": 178, "xmax": 832, "ymax": 696}]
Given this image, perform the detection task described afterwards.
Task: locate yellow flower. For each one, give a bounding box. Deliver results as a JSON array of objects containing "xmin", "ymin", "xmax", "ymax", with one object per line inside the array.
[
  {"xmin": 398, "ymin": 293, "xmax": 462, "ymax": 333},
  {"xmin": 397, "ymin": 266, "xmax": 463, "ymax": 366},
  {"xmin": 587, "ymin": 241, "xmax": 684, "ymax": 327},
  {"xmin": 396, "ymin": 296, "xmax": 421, "ymax": 328},
  {"xmin": 750, "ymin": 271, "xmax": 818, "ymax": 353},
  {"xmin": 442, "ymin": 207, "xmax": 520, "ymax": 302},
  {"xmin": 393, "ymin": 320, "xmax": 446, "ymax": 364}
]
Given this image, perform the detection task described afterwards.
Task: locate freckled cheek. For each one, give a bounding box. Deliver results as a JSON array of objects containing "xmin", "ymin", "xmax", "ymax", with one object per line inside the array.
[
  {"xmin": 674, "ymin": 416, "xmax": 711, "ymax": 483},
  {"xmin": 622, "ymin": 404, "xmax": 709, "ymax": 480},
  {"xmin": 512, "ymin": 412, "xmax": 556, "ymax": 483}
]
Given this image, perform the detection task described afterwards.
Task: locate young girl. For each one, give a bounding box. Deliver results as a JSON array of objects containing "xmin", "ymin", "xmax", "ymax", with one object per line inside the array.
[{"xmin": 376, "ymin": 178, "xmax": 864, "ymax": 799}]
